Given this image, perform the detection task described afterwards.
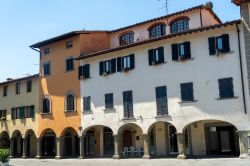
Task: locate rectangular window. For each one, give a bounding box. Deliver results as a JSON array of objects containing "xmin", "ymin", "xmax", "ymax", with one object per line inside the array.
[
  {"xmin": 0, "ymin": 110, "xmax": 7, "ymax": 120},
  {"xmin": 105, "ymin": 93, "xmax": 114, "ymax": 109},
  {"xmin": 148, "ymin": 47, "xmax": 164, "ymax": 65},
  {"xmin": 218, "ymin": 77, "xmax": 234, "ymax": 98},
  {"xmin": 27, "ymin": 80, "xmax": 32, "ymax": 92},
  {"xmin": 83, "ymin": 96, "xmax": 91, "ymax": 111},
  {"xmin": 208, "ymin": 34, "xmax": 230, "ymax": 55},
  {"xmin": 16, "ymin": 82, "xmax": 21, "ymax": 94},
  {"xmin": 3, "ymin": 86, "xmax": 7, "ymax": 97},
  {"xmin": 100, "ymin": 59, "xmax": 116, "ymax": 76},
  {"xmin": 78, "ymin": 64, "xmax": 90, "ymax": 80},
  {"xmin": 117, "ymin": 54, "xmax": 135, "ymax": 72},
  {"xmin": 66, "ymin": 58, "xmax": 74, "ymax": 71},
  {"xmin": 66, "ymin": 41, "xmax": 73, "ymax": 49},
  {"xmin": 43, "ymin": 63, "xmax": 51, "ymax": 76},
  {"xmin": 44, "ymin": 48, "xmax": 50, "ymax": 55},
  {"xmin": 26, "ymin": 106, "xmax": 35, "ymax": 118},
  {"xmin": 123, "ymin": 90, "xmax": 134, "ymax": 119},
  {"xmin": 180, "ymin": 82, "xmax": 194, "ymax": 101},
  {"xmin": 172, "ymin": 42, "xmax": 191, "ymax": 61},
  {"xmin": 155, "ymin": 86, "xmax": 168, "ymax": 116}
]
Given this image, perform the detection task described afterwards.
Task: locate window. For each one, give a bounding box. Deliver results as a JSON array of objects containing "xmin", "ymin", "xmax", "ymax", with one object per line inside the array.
[
  {"xmin": 119, "ymin": 32, "xmax": 134, "ymax": 46},
  {"xmin": 171, "ymin": 18, "xmax": 189, "ymax": 33},
  {"xmin": 27, "ymin": 80, "xmax": 32, "ymax": 92},
  {"xmin": 44, "ymin": 48, "xmax": 50, "ymax": 55},
  {"xmin": 218, "ymin": 77, "xmax": 234, "ymax": 98},
  {"xmin": 123, "ymin": 91, "xmax": 133, "ymax": 119},
  {"xmin": 15, "ymin": 107, "xmax": 25, "ymax": 119},
  {"xmin": 66, "ymin": 58, "xmax": 74, "ymax": 71},
  {"xmin": 172, "ymin": 42, "xmax": 191, "ymax": 61},
  {"xmin": 66, "ymin": 94, "xmax": 75, "ymax": 111},
  {"xmin": 42, "ymin": 97, "xmax": 51, "ymax": 114},
  {"xmin": 155, "ymin": 86, "xmax": 168, "ymax": 116},
  {"xmin": 83, "ymin": 96, "xmax": 91, "ymax": 111},
  {"xmin": 43, "ymin": 63, "xmax": 51, "ymax": 76},
  {"xmin": 16, "ymin": 82, "xmax": 21, "ymax": 94},
  {"xmin": 3, "ymin": 86, "xmax": 7, "ymax": 97},
  {"xmin": 149, "ymin": 24, "xmax": 166, "ymax": 39},
  {"xmin": 208, "ymin": 34, "xmax": 230, "ymax": 55},
  {"xmin": 66, "ymin": 41, "xmax": 73, "ymax": 49},
  {"xmin": 117, "ymin": 54, "xmax": 135, "ymax": 72},
  {"xmin": 78, "ymin": 64, "xmax": 90, "ymax": 80},
  {"xmin": 25, "ymin": 106, "xmax": 35, "ymax": 118},
  {"xmin": 148, "ymin": 47, "xmax": 165, "ymax": 65},
  {"xmin": 105, "ymin": 93, "xmax": 114, "ymax": 109},
  {"xmin": 100, "ymin": 59, "xmax": 116, "ymax": 76},
  {"xmin": 0, "ymin": 110, "xmax": 7, "ymax": 120},
  {"xmin": 180, "ymin": 82, "xmax": 194, "ymax": 101}
]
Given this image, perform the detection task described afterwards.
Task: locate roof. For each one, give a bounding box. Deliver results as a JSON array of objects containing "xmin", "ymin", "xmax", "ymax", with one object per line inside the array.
[
  {"xmin": 30, "ymin": 31, "xmax": 109, "ymax": 48},
  {"xmin": 0, "ymin": 74, "xmax": 40, "ymax": 86},
  {"xmin": 75, "ymin": 20, "xmax": 241, "ymax": 60},
  {"xmin": 109, "ymin": 3, "xmax": 222, "ymax": 33},
  {"xmin": 232, "ymin": 0, "xmax": 250, "ymax": 5}
]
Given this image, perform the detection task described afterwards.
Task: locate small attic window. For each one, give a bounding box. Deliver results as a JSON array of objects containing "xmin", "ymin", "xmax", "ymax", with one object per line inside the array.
[
  {"xmin": 66, "ymin": 41, "xmax": 73, "ymax": 49},
  {"xmin": 44, "ymin": 48, "xmax": 50, "ymax": 55}
]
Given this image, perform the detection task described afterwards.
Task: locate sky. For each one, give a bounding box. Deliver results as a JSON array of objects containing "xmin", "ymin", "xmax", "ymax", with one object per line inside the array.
[{"xmin": 0, "ymin": 0, "xmax": 240, "ymax": 82}]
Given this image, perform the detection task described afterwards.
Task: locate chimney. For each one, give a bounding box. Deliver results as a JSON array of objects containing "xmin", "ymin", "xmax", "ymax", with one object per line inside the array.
[{"xmin": 6, "ymin": 78, "xmax": 13, "ymax": 81}]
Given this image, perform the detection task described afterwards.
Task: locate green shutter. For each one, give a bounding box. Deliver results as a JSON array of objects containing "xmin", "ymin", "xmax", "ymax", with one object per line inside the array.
[
  {"xmin": 11, "ymin": 108, "xmax": 15, "ymax": 120},
  {"xmin": 19, "ymin": 107, "xmax": 25, "ymax": 119},
  {"xmin": 29, "ymin": 105, "xmax": 35, "ymax": 118}
]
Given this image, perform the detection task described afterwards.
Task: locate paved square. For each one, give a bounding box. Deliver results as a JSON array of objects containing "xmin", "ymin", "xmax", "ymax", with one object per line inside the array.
[{"xmin": 9, "ymin": 158, "xmax": 250, "ymax": 166}]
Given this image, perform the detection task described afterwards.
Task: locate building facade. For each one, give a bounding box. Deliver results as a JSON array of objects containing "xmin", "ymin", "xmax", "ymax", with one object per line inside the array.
[
  {"xmin": 0, "ymin": 74, "xmax": 39, "ymax": 158},
  {"xmin": 77, "ymin": 2, "xmax": 250, "ymax": 159}
]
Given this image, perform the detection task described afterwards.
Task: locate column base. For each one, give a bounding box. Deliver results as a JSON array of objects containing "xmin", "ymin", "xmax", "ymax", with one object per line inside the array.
[
  {"xmin": 55, "ymin": 156, "xmax": 62, "ymax": 160},
  {"xmin": 79, "ymin": 156, "xmax": 86, "ymax": 159},
  {"xmin": 35, "ymin": 155, "xmax": 42, "ymax": 159},
  {"xmin": 239, "ymin": 153, "xmax": 250, "ymax": 159},
  {"xmin": 142, "ymin": 155, "xmax": 151, "ymax": 159},
  {"xmin": 113, "ymin": 154, "xmax": 120, "ymax": 159},
  {"xmin": 22, "ymin": 155, "xmax": 27, "ymax": 159},
  {"xmin": 177, "ymin": 154, "xmax": 186, "ymax": 159},
  {"xmin": 9, "ymin": 156, "xmax": 13, "ymax": 159}
]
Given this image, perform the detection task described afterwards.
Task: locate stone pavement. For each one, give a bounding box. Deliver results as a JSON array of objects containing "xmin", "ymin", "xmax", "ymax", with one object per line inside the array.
[{"xmin": 9, "ymin": 158, "xmax": 250, "ymax": 166}]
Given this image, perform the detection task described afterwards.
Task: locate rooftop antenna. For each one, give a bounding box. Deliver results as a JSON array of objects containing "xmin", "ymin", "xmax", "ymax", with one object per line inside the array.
[{"xmin": 158, "ymin": 0, "xmax": 169, "ymax": 15}]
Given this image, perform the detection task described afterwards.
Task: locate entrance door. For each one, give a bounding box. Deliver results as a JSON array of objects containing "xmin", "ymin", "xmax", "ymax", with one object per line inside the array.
[
  {"xmin": 65, "ymin": 136, "xmax": 73, "ymax": 156},
  {"xmin": 42, "ymin": 136, "xmax": 56, "ymax": 157},
  {"xmin": 103, "ymin": 128, "xmax": 114, "ymax": 155},
  {"xmin": 123, "ymin": 130, "xmax": 132, "ymax": 147},
  {"xmin": 169, "ymin": 126, "xmax": 178, "ymax": 154},
  {"xmin": 85, "ymin": 132, "xmax": 95, "ymax": 156}
]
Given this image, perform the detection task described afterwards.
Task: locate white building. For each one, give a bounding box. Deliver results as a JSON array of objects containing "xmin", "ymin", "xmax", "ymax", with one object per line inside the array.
[{"xmin": 76, "ymin": 2, "xmax": 250, "ymax": 159}]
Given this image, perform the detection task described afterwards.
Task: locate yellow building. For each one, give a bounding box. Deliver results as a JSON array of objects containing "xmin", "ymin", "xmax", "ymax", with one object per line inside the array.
[{"xmin": 0, "ymin": 74, "xmax": 39, "ymax": 158}]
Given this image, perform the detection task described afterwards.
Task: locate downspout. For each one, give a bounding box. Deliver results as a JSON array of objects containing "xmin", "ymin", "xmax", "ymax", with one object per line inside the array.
[
  {"xmin": 199, "ymin": 8, "xmax": 203, "ymax": 27},
  {"xmin": 236, "ymin": 23, "xmax": 247, "ymax": 114}
]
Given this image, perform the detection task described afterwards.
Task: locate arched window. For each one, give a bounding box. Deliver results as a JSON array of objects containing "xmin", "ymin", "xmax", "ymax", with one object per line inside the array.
[
  {"xmin": 42, "ymin": 97, "xmax": 51, "ymax": 114},
  {"xmin": 119, "ymin": 32, "xmax": 134, "ymax": 46},
  {"xmin": 65, "ymin": 91, "xmax": 76, "ymax": 112},
  {"xmin": 149, "ymin": 24, "xmax": 166, "ymax": 39},
  {"xmin": 170, "ymin": 18, "xmax": 189, "ymax": 33}
]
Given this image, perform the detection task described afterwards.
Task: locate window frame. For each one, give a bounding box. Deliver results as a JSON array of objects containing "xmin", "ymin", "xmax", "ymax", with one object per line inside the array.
[
  {"xmin": 65, "ymin": 91, "xmax": 76, "ymax": 112},
  {"xmin": 43, "ymin": 62, "xmax": 51, "ymax": 76},
  {"xmin": 66, "ymin": 41, "xmax": 73, "ymax": 49},
  {"xmin": 218, "ymin": 77, "xmax": 234, "ymax": 99},
  {"xmin": 155, "ymin": 86, "xmax": 168, "ymax": 116},
  {"xmin": 180, "ymin": 82, "xmax": 194, "ymax": 102},
  {"xmin": 16, "ymin": 82, "xmax": 21, "ymax": 95},
  {"xmin": 170, "ymin": 18, "xmax": 189, "ymax": 33},
  {"xmin": 26, "ymin": 80, "xmax": 32, "ymax": 93},
  {"xmin": 66, "ymin": 57, "xmax": 74, "ymax": 72},
  {"xmin": 0, "ymin": 110, "xmax": 7, "ymax": 120},
  {"xmin": 83, "ymin": 96, "xmax": 91, "ymax": 112},
  {"xmin": 148, "ymin": 23, "xmax": 166, "ymax": 39},
  {"xmin": 44, "ymin": 48, "xmax": 50, "ymax": 55},
  {"xmin": 123, "ymin": 90, "xmax": 134, "ymax": 119},
  {"xmin": 42, "ymin": 95, "xmax": 52, "ymax": 114},
  {"xmin": 119, "ymin": 32, "xmax": 134, "ymax": 46},
  {"xmin": 105, "ymin": 93, "xmax": 114, "ymax": 110},
  {"xmin": 3, "ymin": 85, "xmax": 7, "ymax": 97}
]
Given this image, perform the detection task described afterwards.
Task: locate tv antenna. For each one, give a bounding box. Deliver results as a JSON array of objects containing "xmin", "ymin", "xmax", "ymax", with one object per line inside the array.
[{"xmin": 158, "ymin": 0, "xmax": 169, "ymax": 15}]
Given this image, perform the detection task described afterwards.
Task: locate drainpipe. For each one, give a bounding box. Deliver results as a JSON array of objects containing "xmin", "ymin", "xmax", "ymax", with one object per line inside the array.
[
  {"xmin": 236, "ymin": 23, "xmax": 247, "ymax": 114},
  {"xmin": 199, "ymin": 8, "xmax": 203, "ymax": 27}
]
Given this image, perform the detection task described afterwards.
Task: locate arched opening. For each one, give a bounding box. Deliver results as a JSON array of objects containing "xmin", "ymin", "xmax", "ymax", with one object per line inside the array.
[
  {"xmin": 183, "ymin": 120, "xmax": 240, "ymax": 157},
  {"xmin": 148, "ymin": 122, "xmax": 178, "ymax": 157},
  {"xmin": 83, "ymin": 126, "xmax": 114, "ymax": 158},
  {"xmin": 41, "ymin": 129, "xmax": 56, "ymax": 158},
  {"xmin": 169, "ymin": 16, "xmax": 190, "ymax": 33},
  {"xmin": 119, "ymin": 32, "xmax": 134, "ymax": 46},
  {"xmin": 148, "ymin": 23, "xmax": 166, "ymax": 39},
  {"xmin": 118, "ymin": 123, "xmax": 143, "ymax": 158},
  {"xmin": 61, "ymin": 128, "xmax": 79, "ymax": 158},
  {"xmin": 12, "ymin": 130, "xmax": 23, "ymax": 158},
  {"xmin": 0, "ymin": 131, "xmax": 9, "ymax": 149},
  {"xmin": 25, "ymin": 130, "xmax": 37, "ymax": 158},
  {"xmin": 42, "ymin": 95, "xmax": 51, "ymax": 114}
]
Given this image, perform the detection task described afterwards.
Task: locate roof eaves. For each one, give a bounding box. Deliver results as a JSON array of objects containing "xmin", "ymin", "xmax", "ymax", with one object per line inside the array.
[{"xmin": 0, "ymin": 74, "xmax": 40, "ymax": 86}]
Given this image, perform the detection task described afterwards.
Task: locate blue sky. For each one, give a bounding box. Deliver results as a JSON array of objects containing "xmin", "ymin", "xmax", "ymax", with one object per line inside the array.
[{"xmin": 0, "ymin": 0, "xmax": 239, "ymax": 82}]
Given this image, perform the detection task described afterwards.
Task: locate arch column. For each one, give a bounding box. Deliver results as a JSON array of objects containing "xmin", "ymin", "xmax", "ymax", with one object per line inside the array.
[
  {"xmin": 22, "ymin": 137, "xmax": 27, "ymax": 158},
  {"xmin": 9, "ymin": 138, "xmax": 14, "ymax": 158},
  {"xmin": 113, "ymin": 134, "xmax": 120, "ymax": 159},
  {"xmin": 79, "ymin": 135, "xmax": 85, "ymax": 159},
  {"xmin": 142, "ymin": 134, "xmax": 151, "ymax": 159},
  {"xmin": 177, "ymin": 133, "xmax": 186, "ymax": 159},
  {"xmin": 238, "ymin": 131, "xmax": 249, "ymax": 159},
  {"xmin": 35, "ymin": 138, "xmax": 42, "ymax": 159},
  {"xmin": 55, "ymin": 137, "xmax": 62, "ymax": 160}
]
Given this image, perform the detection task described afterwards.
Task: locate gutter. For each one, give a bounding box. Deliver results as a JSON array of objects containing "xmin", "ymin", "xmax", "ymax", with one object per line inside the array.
[{"xmin": 236, "ymin": 23, "xmax": 247, "ymax": 114}]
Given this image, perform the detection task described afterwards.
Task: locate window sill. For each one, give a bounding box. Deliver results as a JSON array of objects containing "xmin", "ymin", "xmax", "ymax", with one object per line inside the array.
[
  {"xmin": 216, "ymin": 96, "xmax": 239, "ymax": 100},
  {"xmin": 177, "ymin": 57, "xmax": 195, "ymax": 62},
  {"xmin": 155, "ymin": 114, "xmax": 171, "ymax": 118},
  {"xmin": 79, "ymin": 77, "xmax": 92, "ymax": 80},
  {"xmin": 40, "ymin": 112, "xmax": 52, "ymax": 115},
  {"xmin": 122, "ymin": 118, "xmax": 136, "ymax": 121},
  {"xmin": 65, "ymin": 110, "xmax": 77, "ymax": 113},
  {"xmin": 211, "ymin": 51, "xmax": 235, "ymax": 57},
  {"xmin": 103, "ymin": 108, "xmax": 116, "ymax": 112},
  {"xmin": 151, "ymin": 61, "xmax": 168, "ymax": 66},
  {"xmin": 83, "ymin": 110, "xmax": 93, "ymax": 114},
  {"xmin": 179, "ymin": 100, "xmax": 198, "ymax": 104},
  {"xmin": 65, "ymin": 69, "xmax": 75, "ymax": 73}
]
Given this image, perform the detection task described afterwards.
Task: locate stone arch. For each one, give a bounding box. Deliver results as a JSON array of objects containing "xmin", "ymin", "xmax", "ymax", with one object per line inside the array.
[
  {"xmin": 0, "ymin": 131, "xmax": 10, "ymax": 149},
  {"xmin": 24, "ymin": 129, "xmax": 37, "ymax": 158},
  {"xmin": 60, "ymin": 127, "xmax": 79, "ymax": 157},
  {"xmin": 40, "ymin": 129, "xmax": 56, "ymax": 158},
  {"xmin": 11, "ymin": 130, "xmax": 23, "ymax": 158}
]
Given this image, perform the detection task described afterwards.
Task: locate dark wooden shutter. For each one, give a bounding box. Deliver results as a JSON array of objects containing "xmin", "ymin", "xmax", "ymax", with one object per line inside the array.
[
  {"xmin": 78, "ymin": 66, "xmax": 83, "ymax": 79},
  {"xmin": 222, "ymin": 34, "xmax": 230, "ymax": 53},
  {"xmin": 148, "ymin": 49, "xmax": 154, "ymax": 66},
  {"xmin": 219, "ymin": 78, "xmax": 234, "ymax": 98},
  {"xmin": 156, "ymin": 86, "xmax": 168, "ymax": 116},
  {"xmin": 181, "ymin": 83, "xmax": 194, "ymax": 101},
  {"xmin": 99, "ymin": 61, "xmax": 104, "ymax": 76},
  {"xmin": 30, "ymin": 105, "xmax": 35, "ymax": 118},
  {"xmin": 105, "ymin": 93, "xmax": 114, "ymax": 109},
  {"xmin": 157, "ymin": 47, "xmax": 165, "ymax": 63},
  {"xmin": 83, "ymin": 96, "xmax": 91, "ymax": 111},
  {"xmin": 161, "ymin": 25, "xmax": 166, "ymax": 35},
  {"xmin": 117, "ymin": 57, "xmax": 122, "ymax": 72},
  {"xmin": 11, "ymin": 108, "xmax": 15, "ymax": 120},
  {"xmin": 184, "ymin": 42, "xmax": 191, "ymax": 59},
  {"xmin": 208, "ymin": 37, "xmax": 216, "ymax": 55},
  {"xmin": 123, "ymin": 91, "xmax": 128, "ymax": 118},
  {"xmin": 111, "ymin": 59, "xmax": 116, "ymax": 73},
  {"xmin": 84, "ymin": 64, "xmax": 90, "ymax": 78},
  {"xmin": 172, "ymin": 44, "xmax": 179, "ymax": 61},
  {"xmin": 123, "ymin": 91, "xmax": 133, "ymax": 118},
  {"xmin": 127, "ymin": 91, "xmax": 133, "ymax": 118},
  {"xmin": 130, "ymin": 54, "xmax": 135, "ymax": 69},
  {"xmin": 20, "ymin": 107, "xmax": 25, "ymax": 119}
]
